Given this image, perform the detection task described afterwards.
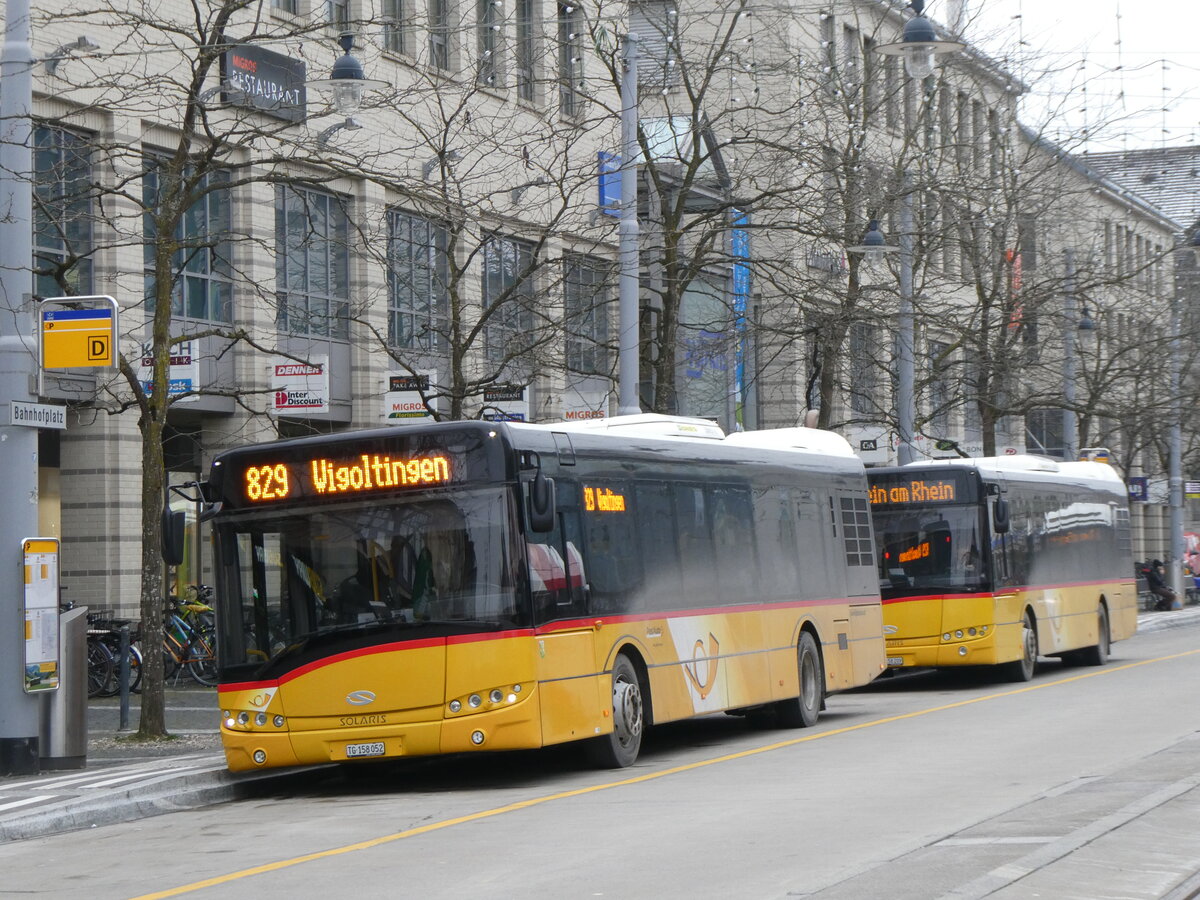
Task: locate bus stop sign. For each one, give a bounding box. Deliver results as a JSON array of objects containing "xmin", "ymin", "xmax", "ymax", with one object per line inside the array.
[{"xmin": 40, "ymin": 296, "xmax": 119, "ymax": 369}]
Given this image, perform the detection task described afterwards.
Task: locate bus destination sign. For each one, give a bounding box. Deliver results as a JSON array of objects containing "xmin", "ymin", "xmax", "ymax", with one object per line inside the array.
[
  {"xmin": 868, "ymin": 475, "xmax": 965, "ymax": 507},
  {"xmin": 243, "ymin": 453, "xmax": 453, "ymax": 503}
]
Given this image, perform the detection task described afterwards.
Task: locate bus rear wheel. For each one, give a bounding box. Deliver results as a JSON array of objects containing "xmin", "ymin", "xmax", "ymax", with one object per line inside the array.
[
  {"xmin": 586, "ymin": 654, "xmax": 644, "ymax": 768},
  {"xmin": 777, "ymin": 632, "xmax": 822, "ymax": 728},
  {"xmin": 1001, "ymin": 611, "xmax": 1038, "ymax": 682},
  {"xmin": 1075, "ymin": 605, "xmax": 1110, "ymax": 666}
]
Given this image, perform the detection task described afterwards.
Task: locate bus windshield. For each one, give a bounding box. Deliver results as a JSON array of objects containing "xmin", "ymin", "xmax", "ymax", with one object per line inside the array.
[
  {"xmin": 218, "ymin": 486, "xmax": 523, "ymax": 669},
  {"xmin": 873, "ymin": 504, "xmax": 989, "ymax": 595}
]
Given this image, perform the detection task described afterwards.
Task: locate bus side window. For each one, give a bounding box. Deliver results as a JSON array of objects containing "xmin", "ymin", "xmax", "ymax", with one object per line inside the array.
[
  {"xmin": 711, "ymin": 485, "xmax": 756, "ymax": 602},
  {"xmin": 582, "ymin": 480, "xmax": 640, "ymax": 614},
  {"xmin": 752, "ymin": 487, "xmax": 799, "ymax": 599},
  {"xmin": 674, "ymin": 483, "xmax": 717, "ymax": 605},
  {"xmin": 528, "ymin": 483, "xmax": 590, "ymax": 624},
  {"xmin": 635, "ymin": 481, "xmax": 681, "ymax": 610}
]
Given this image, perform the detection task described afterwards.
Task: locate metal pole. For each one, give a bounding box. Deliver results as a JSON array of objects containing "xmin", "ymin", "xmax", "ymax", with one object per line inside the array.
[
  {"xmin": 0, "ymin": 0, "xmax": 41, "ymax": 775},
  {"xmin": 617, "ymin": 34, "xmax": 642, "ymax": 416},
  {"xmin": 1169, "ymin": 268, "xmax": 1185, "ymax": 605},
  {"xmin": 1063, "ymin": 249, "xmax": 1078, "ymax": 459},
  {"xmin": 118, "ymin": 624, "xmax": 131, "ymax": 732},
  {"xmin": 897, "ymin": 178, "xmax": 915, "ymax": 465}
]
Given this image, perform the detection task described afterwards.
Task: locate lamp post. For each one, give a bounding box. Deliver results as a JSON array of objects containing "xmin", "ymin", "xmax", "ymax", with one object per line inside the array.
[
  {"xmin": 308, "ymin": 33, "xmax": 388, "ymax": 146},
  {"xmin": 848, "ymin": 186, "xmax": 916, "ymax": 465},
  {"xmin": 854, "ymin": 3, "xmax": 959, "ymax": 465},
  {"xmin": 617, "ymin": 34, "xmax": 641, "ymax": 416},
  {"xmin": 1063, "ymin": 249, "xmax": 1079, "ymax": 459},
  {"xmin": 1166, "ymin": 232, "xmax": 1200, "ymax": 605},
  {"xmin": 0, "ymin": 0, "xmax": 41, "ymax": 774}
]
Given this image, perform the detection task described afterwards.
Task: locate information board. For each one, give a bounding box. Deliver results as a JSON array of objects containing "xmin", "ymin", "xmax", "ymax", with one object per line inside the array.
[{"xmin": 23, "ymin": 538, "xmax": 60, "ymax": 693}]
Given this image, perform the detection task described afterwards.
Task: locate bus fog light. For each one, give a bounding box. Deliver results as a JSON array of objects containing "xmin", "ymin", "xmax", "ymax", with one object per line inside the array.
[
  {"xmin": 449, "ymin": 700, "xmax": 462, "ymax": 713},
  {"xmin": 255, "ymin": 712, "xmax": 268, "ymax": 727},
  {"xmin": 252, "ymin": 749, "xmax": 267, "ymax": 765},
  {"xmin": 958, "ymin": 646, "xmax": 968, "ymax": 656},
  {"xmin": 225, "ymin": 717, "xmax": 236, "ymax": 728},
  {"xmin": 490, "ymin": 689, "xmax": 503, "ymax": 703},
  {"xmin": 237, "ymin": 711, "xmax": 250, "ymax": 726},
  {"xmin": 468, "ymin": 694, "xmax": 482, "ymax": 708},
  {"xmin": 471, "ymin": 731, "xmax": 485, "ymax": 745},
  {"xmin": 507, "ymin": 693, "xmax": 517, "ymax": 703},
  {"xmin": 273, "ymin": 715, "xmax": 285, "ymax": 728},
  {"xmin": 954, "ymin": 630, "xmax": 964, "ymax": 639},
  {"xmin": 943, "ymin": 633, "xmax": 951, "ymax": 641}
]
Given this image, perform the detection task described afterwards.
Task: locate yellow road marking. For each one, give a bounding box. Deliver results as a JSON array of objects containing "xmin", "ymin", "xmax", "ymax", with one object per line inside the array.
[{"xmin": 131, "ymin": 648, "xmax": 1200, "ymax": 900}]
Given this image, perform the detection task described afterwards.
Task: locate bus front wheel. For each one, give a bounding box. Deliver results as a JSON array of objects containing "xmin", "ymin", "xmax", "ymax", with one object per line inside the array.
[
  {"xmin": 586, "ymin": 654, "xmax": 644, "ymax": 768},
  {"xmin": 777, "ymin": 632, "xmax": 823, "ymax": 728},
  {"xmin": 1001, "ymin": 611, "xmax": 1038, "ymax": 682}
]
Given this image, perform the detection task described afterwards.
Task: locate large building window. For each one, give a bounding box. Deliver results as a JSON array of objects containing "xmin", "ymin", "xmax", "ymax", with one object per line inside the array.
[
  {"xmin": 477, "ymin": 0, "xmax": 501, "ymax": 86},
  {"xmin": 557, "ymin": 1, "xmax": 584, "ymax": 116},
  {"xmin": 515, "ymin": 0, "xmax": 536, "ymax": 101},
  {"xmin": 143, "ymin": 161, "xmax": 233, "ymax": 322},
  {"xmin": 33, "ymin": 126, "xmax": 93, "ymax": 298},
  {"xmin": 1027, "ymin": 408, "xmax": 1065, "ymax": 459},
  {"xmin": 629, "ymin": 0, "xmax": 677, "ymax": 92},
  {"xmin": 388, "ymin": 210, "xmax": 449, "ymax": 350},
  {"xmin": 275, "ymin": 186, "xmax": 350, "ymax": 339},
  {"xmin": 383, "ymin": 0, "xmax": 410, "ymax": 54},
  {"xmin": 482, "ymin": 234, "xmax": 536, "ymax": 364},
  {"xmin": 429, "ymin": 0, "xmax": 451, "ymax": 70},
  {"xmin": 927, "ymin": 340, "xmax": 951, "ymax": 435},
  {"xmin": 564, "ymin": 254, "xmax": 612, "ymax": 375},
  {"xmin": 325, "ymin": 0, "xmax": 350, "ymax": 28},
  {"xmin": 847, "ymin": 321, "xmax": 877, "ymax": 417}
]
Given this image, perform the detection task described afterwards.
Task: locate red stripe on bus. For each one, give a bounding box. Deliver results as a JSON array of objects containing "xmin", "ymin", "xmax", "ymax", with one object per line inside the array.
[
  {"xmin": 534, "ymin": 595, "xmax": 867, "ymax": 634},
  {"xmin": 882, "ymin": 577, "xmax": 1134, "ymax": 605},
  {"xmin": 220, "ymin": 630, "xmax": 537, "ymax": 692}
]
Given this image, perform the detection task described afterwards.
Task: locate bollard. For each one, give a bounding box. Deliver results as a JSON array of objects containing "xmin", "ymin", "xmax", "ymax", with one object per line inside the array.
[{"xmin": 118, "ymin": 623, "xmax": 131, "ymax": 732}]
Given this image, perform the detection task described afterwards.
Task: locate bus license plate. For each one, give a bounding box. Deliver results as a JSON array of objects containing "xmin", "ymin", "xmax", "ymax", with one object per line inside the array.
[
  {"xmin": 886, "ymin": 657, "xmax": 905, "ymax": 667},
  {"xmin": 346, "ymin": 741, "xmax": 386, "ymax": 758}
]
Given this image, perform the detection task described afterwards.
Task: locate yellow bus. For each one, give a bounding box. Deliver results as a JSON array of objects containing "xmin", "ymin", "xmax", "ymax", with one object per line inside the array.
[
  {"xmin": 867, "ymin": 456, "xmax": 1137, "ymax": 681},
  {"xmin": 200, "ymin": 415, "xmax": 885, "ymax": 771}
]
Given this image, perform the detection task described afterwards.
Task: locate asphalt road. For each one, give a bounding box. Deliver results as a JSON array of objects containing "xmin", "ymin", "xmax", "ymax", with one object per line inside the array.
[{"xmin": 4, "ymin": 623, "xmax": 1199, "ymax": 900}]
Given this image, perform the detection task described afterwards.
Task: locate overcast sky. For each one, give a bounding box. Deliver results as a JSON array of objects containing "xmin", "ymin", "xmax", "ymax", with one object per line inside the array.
[{"xmin": 946, "ymin": 0, "xmax": 1200, "ymax": 152}]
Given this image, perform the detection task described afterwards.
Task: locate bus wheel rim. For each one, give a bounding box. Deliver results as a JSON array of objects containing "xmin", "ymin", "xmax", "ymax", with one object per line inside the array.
[{"xmin": 613, "ymin": 678, "xmax": 643, "ymax": 745}]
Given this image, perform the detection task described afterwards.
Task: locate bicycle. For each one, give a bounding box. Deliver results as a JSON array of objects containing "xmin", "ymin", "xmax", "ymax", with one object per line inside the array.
[
  {"xmin": 162, "ymin": 590, "xmax": 218, "ymax": 686},
  {"xmin": 87, "ymin": 612, "xmax": 143, "ymax": 697}
]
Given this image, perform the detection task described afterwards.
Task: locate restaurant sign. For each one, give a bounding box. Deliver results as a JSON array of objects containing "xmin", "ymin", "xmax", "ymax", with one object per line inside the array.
[{"xmin": 221, "ymin": 44, "xmax": 306, "ymax": 123}]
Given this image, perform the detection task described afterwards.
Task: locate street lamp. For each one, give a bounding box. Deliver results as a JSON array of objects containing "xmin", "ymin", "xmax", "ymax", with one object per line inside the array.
[
  {"xmin": 1165, "ymin": 233, "xmax": 1199, "ymax": 604},
  {"xmin": 848, "ymin": 195, "xmax": 915, "ymax": 466},
  {"xmin": 308, "ymin": 32, "xmax": 388, "ymax": 146},
  {"xmin": 876, "ymin": 0, "xmax": 965, "ymax": 80},
  {"xmin": 847, "ymin": 220, "xmax": 896, "ymax": 267}
]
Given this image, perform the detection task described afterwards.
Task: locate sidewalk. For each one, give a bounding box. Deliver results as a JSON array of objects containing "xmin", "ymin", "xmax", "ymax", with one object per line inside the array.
[
  {"xmin": 2, "ymin": 604, "xmax": 1200, "ymax": 844},
  {"xmin": 0, "ymin": 684, "xmax": 254, "ymax": 842}
]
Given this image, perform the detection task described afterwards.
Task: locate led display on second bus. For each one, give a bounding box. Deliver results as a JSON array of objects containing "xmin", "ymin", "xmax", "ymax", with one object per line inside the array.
[{"xmin": 867, "ymin": 470, "xmax": 975, "ymax": 507}]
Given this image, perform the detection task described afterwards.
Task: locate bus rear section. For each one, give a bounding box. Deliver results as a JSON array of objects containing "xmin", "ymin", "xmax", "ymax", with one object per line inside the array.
[{"xmin": 869, "ymin": 458, "xmax": 1136, "ymax": 680}]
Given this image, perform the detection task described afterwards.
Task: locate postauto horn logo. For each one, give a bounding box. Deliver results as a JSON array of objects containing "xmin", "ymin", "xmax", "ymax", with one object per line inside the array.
[{"xmin": 346, "ymin": 690, "xmax": 376, "ymax": 706}]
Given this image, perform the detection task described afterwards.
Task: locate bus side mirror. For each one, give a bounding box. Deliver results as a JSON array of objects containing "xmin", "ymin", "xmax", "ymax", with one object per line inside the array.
[
  {"xmin": 162, "ymin": 508, "xmax": 186, "ymax": 566},
  {"xmin": 528, "ymin": 472, "xmax": 556, "ymax": 533},
  {"xmin": 992, "ymin": 497, "xmax": 1010, "ymax": 534}
]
